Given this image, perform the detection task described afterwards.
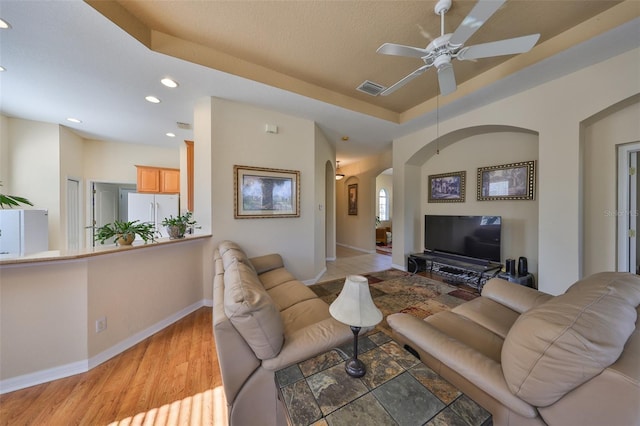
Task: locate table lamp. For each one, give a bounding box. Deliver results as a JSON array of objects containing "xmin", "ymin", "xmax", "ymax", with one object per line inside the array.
[{"xmin": 329, "ymin": 275, "xmax": 383, "ymax": 377}]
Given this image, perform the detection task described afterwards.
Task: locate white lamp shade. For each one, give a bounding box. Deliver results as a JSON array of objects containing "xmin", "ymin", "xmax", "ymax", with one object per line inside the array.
[{"xmin": 329, "ymin": 275, "xmax": 383, "ymax": 327}]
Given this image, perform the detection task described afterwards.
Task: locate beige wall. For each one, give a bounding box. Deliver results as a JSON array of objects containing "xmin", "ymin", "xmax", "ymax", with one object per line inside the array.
[
  {"xmin": 420, "ymin": 130, "xmax": 539, "ymax": 273},
  {"xmin": 206, "ymin": 97, "xmax": 329, "ymax": 282},
  {"xmin": 82, "ymin": 138, "xmax": 178, "ymax": 184},
  {"xmin": 583, "ymin": 95, "xmax": 640, "ymax": 275},
  {"xmin": 0, "ymin": 238, "xmax": 207, "ymax": 390},
  {"xmin": 393, "ymin": 48, "xmax": 640, "ymax": 295},
  {"xmin": 0, "ymin": 261, "xmax": 88, "ymax": 379},
  {"xmin": 59, "ymin": 126, "xmax": 85, "ymax": 250},
  {"xmin": 336, "ymin": 151, "xmax": 392, "ymax": 252},
  {"xmin": 314, "ymin": 126, "xmax": 335, "ymax": 272},
  {"xmin": 7, "ymin": 118, "xmax": 60, "ymax": 249}
]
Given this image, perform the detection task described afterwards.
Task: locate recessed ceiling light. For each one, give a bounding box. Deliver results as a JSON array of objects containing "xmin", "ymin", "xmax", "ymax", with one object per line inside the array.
[
  {"xmin": 161, "ymin": 78, "xmax": 178, "ymax": 88},
  {"xmin": 166, "ymin": 132, "xmax": 176, "ymax": 137},
  {"xmin": 145, "ymin": 95, "xmax": 161, "ymax": 104},
  {"xmin": 0, "ymin": 19, "xmax": 11, "ymax": 29},
  {"xmin": 342, "ymin": 136, "xmax": 350, "ymax": 141},
  {"xmin": 67, "ymin": 117, "xmax": 82, "ymax": 123},
  {"xmin": 0, "ymin": 66, "xmax": 5, "ymax": 72}
]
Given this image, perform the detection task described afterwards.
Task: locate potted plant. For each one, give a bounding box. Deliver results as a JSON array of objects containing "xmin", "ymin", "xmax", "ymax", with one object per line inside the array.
[
  {"xmin": 162, "ymin": 211, "xmax": 199, "ymax": 239},
  {"xmin": 0, "ymin": 181, "xmax": 33, "ymax": 209},
  {"xmin": 93, "ymin": 220, "xmax": 157, "ymax": 245}
]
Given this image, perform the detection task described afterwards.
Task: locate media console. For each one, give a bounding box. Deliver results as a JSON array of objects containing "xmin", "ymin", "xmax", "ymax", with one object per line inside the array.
[{"xmin": 408, "ymin": 250, "xmax": 502, "ymax": 290}]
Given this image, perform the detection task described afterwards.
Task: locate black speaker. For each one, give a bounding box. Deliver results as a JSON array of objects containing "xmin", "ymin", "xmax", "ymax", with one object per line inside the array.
[
  {"xmin": 518, "ymin": 257, "xmax": 528, "ymax": 276},
  {"xmin": 506, "ymin": 258, "xmax": 516, "ymax": 275}
]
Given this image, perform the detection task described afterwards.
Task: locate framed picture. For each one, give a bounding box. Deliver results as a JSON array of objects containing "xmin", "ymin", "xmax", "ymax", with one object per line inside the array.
[
  {"xmin": 348, "ymin": 183, "xmax": 358, "ymax": 215},
  {"xmin": 234, "ymin": 165, "xmax": 300, "ymax": 218},
  {"xmin": 428, "ymin": 171, "xmax": 466, "ymax": 203},
  {"xmin": 477, "ymin": 161, "xmax": 536, "ymax": 201}
]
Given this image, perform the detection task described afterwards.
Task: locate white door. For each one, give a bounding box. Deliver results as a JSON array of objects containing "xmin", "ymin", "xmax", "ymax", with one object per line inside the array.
[
  {"xmin": 67, "ymin": 178, "xmax": 80, "ymax": 250},
  {"xmin": 617, "ymin": 142, "xmax": 640, "ymax": 273}
]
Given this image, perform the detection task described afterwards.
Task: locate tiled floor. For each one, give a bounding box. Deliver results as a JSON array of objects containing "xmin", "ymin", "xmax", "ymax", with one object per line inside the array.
[{"xmin": 317, "ymin": 245, "xmax": 392, "ymax": 283}]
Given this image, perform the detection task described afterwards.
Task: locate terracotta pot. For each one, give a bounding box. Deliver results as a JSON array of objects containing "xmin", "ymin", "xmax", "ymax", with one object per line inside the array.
[{"xmin": 116, "ymin": 233, "xmax": 135, "ymax": 246}]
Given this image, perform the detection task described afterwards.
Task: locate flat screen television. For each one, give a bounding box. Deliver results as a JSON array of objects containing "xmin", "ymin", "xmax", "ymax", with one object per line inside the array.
[{"xmin": 424, "ymin": 215, "xmax": 502, "ymax": 263}]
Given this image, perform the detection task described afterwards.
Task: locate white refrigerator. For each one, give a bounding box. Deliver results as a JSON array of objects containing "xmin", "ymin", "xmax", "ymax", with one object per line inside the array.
[
  {"xmin": 0, "ymin": 209, "xmax": 49, "ymax": 256},
  {"xmin": 127, "ymin": 193, "xmax": 179, "ymax": 239}
]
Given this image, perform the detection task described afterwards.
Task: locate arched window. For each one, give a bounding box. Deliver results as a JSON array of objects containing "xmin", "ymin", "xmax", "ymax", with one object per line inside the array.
[{"xmin": 378, "ymin": 189, "xmax": 389, "ymax": 221}]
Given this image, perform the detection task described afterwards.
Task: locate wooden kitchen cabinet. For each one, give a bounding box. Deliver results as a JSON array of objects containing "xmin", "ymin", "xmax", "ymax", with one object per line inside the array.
[{"xmin": 136, "ymin": 165, "xmax": 180, "ymax": 194}]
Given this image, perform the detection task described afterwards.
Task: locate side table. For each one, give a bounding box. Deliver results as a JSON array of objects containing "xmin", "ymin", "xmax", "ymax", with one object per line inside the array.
[{"xmin": 275, "ymin": 331, "xmax": 491, "ymax": 426}]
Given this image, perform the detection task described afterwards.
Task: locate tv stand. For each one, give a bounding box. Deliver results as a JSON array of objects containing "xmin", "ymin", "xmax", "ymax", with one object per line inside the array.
[{"xmin": 408, "ymin": 250, "xmax": 502, "ymax": 290}]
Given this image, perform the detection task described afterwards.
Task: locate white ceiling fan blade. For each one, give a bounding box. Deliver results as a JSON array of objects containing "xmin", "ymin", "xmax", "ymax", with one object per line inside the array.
[
  {"xmin": 377, "ymin": 43, "xmax": 429, "ymax": 58},
  {"xmin": 458, "ymin": 34, "xmax": 540, "ymax": 60},
  {"xmin": 437, "ymin": 63, "xmax": 457, "ymax": 96},
  {"xmin": 449, "ymin": 0, "xmax": 506, "ymax": 47},
  {"xmin": 380, "ymin": 65, "xmax": 430, "ymax": 96}
]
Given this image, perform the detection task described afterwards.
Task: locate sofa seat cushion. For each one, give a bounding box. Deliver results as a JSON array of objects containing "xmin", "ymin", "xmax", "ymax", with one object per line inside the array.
[
  {"xmin": 224, "ymin": 259, "xmax": 284, "ymax": 360},
  {"xmin": 502, "ymin": 272, "xmax": 640, "ymax": 407},
  {"xmin": 281, "ymin": 298, "xmax": 331, "ymax": 336},
  {"xmin": 267, "ymin": 280, "xmax": 318, "ymax": 311},
  {"xmin": 259, "ymin": 267, "xmax": 298, "ymax": 290},
  {"xmin": 426, "ymin": 311, "xmax": 505, "ymax": 363},
  {"xmin": 452, "ymin": 297, "xmax": 520, "ymax": 339}
]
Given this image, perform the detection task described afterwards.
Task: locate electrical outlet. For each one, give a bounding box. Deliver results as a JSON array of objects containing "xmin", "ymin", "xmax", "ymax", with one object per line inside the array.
[{"xmin": 96, "ymin": 317, "xmax": 107, "ymax": 333}]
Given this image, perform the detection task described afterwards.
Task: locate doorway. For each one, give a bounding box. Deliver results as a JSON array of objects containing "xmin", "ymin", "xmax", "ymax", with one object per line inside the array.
[
  {"xmin": 88, "ymin": 182, "xmax": 136, "ymax": 247},
  {"xmin": 375, "ymin": 169, "xmax": 393, "ymax": 255},
  {"xmin": 617, "ymin": 142, "xmax": 640, "ymax": 273}
]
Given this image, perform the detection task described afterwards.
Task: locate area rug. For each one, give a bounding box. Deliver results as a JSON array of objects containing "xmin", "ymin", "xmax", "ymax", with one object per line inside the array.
[{"xmin": 310, "ymin": 269, "xmax": 479, "ymax": 335}]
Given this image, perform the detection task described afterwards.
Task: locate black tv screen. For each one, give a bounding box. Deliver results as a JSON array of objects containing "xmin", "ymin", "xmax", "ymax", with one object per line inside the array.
[{"xmin": 424, "ymin": 215, "xmax": 502, "ymax": 263}]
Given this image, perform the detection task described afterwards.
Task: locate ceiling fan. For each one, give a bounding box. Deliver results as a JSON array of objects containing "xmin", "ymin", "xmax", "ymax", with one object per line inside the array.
[{"xmin": 377, "ymin": 0, "xmax": 540, "ymax": 96}]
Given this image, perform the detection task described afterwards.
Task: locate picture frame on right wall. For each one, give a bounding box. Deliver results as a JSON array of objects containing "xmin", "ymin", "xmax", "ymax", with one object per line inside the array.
[{"xmin": 477, "ymin": 160, "xmax": 536, "ymax": 201}]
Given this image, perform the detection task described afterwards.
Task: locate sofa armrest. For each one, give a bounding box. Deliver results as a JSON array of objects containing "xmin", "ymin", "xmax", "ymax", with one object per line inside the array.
[
  {"xmin": 249, "ymin": 253, "xmax": 285, "ymax": 275},
  {"xmin": 481, "ymin": 278, "xmax": 553, "ymax": 313},
  {"xmin": 387, "ymin": 313, "xmax": 538, "ymax": 419},
  {"xmin": 261, "ymin": 318, "xmax": 352, "ymax": 372}
]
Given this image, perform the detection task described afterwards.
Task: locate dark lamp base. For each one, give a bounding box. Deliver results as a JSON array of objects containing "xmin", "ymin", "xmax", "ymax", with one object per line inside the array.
[{"xmin": 345, "ymin": 358, "xmax": 366, "ymax": 378}]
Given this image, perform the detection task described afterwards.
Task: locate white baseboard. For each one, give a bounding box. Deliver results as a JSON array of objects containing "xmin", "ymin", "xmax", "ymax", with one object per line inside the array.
[
  {"xmin": 0, "ymin": 360, "xmax": 89, "ymax": 395},
  {"xmin": 0, "ymin": 299, "xmax": 208, "ymax": 395},
  {"xmin": 336, "ymin": 243, "xmax": 375, "ymax": 254},
  {"xmin": 88, "ymin": 300, "xmax": 205, "ymax": 369},
  {"xmin": 303, "ymin": 266, "xmax": 327, "ymax": 285},
  {"xmin": 392, "ymin": 262, "xmax": 406, "ymax": 271}
]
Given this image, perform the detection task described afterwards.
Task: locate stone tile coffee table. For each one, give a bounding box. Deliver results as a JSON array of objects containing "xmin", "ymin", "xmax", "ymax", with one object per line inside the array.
[{"xmin": 275, "ymin": 331, "xmax": 491, "ymax": 426}]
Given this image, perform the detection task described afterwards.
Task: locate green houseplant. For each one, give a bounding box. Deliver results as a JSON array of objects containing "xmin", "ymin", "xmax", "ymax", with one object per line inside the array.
[
  {"xmin": 0, "ymin": 181, "xmax": 33, "ymax": 209},
  {"xmin": 93, "ymin": 220, "xmax": 157, "ymax": 245},
  {"xmin": 162, "ymin": 211, "xmax": 198, "ymax": 239}
]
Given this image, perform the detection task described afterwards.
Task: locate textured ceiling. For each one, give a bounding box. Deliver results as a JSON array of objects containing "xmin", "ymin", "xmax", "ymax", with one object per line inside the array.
[{"xmin": 105, "ymin": 0, "xmax": 623, "ymax": 116}]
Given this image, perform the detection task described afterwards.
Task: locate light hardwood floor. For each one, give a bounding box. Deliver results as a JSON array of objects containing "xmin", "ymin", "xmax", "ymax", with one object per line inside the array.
[
  {"xmin": 0, "ymin": 250, "xmax": 392, "ymax": 425},
  {"xmin": 0, "ymin": 308, "xmax": 226, "ymax": 426}
]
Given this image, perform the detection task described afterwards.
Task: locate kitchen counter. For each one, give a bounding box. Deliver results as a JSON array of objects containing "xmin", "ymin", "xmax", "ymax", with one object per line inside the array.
[{"xmin": 0, "ymin": 233, "xmax": 211, "ymax": 265}]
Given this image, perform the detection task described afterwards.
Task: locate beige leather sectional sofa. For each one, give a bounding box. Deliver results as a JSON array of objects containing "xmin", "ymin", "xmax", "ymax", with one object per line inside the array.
[
  {"xmin": 388, "ymin": 272, "xmax": 640, "ymax": 426},
  {"xmin": 213, "ymin": 241, "xmax": 353, "ymax": 426}
]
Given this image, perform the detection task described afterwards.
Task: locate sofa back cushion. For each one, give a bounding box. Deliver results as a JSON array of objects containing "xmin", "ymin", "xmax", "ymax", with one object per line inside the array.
[
  {"xmin": 502, "ymin": 272, "xmax": 640, "ymax": 407},
  {"xmin": 218, "ymin": 240, "xmax": 256, "ymax": 273},
  {"xmin": 224, "ymin": 258, "xmax": 284, "ymax": 360}
]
